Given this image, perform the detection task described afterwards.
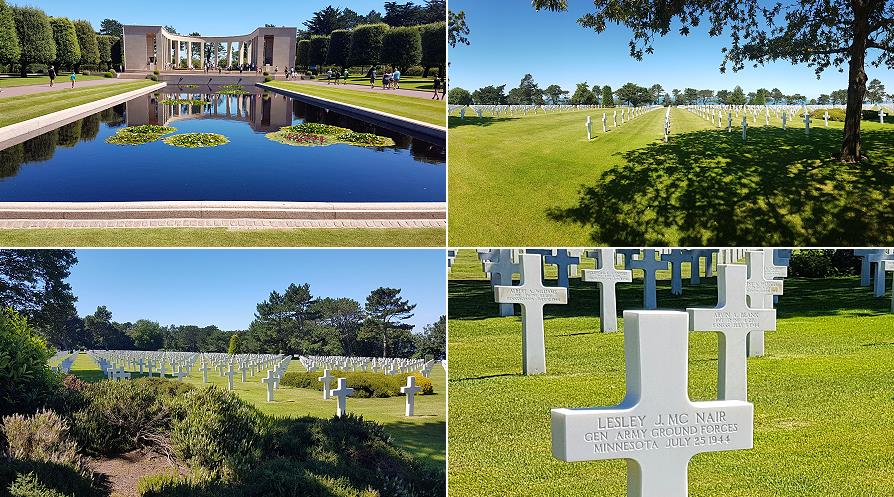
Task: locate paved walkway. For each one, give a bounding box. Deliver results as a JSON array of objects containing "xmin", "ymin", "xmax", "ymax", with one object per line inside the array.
[
  {"xmin": 283, "ymin": 79, "xmax": 444, "ymax": 100},
  {"xmin": 0, "ymin": 219, "xmax": 446, "ymax": 229},
  {"xmin": 0, "ymin": 78, "xmax": 133, "ymax": 98}
]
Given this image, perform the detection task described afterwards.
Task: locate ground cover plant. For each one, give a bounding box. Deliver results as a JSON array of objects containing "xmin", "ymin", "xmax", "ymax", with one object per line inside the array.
[
  {"xmin": 163, "ymin": 133, "xmax": 229, "ymax": 149},
  {"xmin": 448, "ymin": 106, "xmax": 894, "ymax": 246},
  {"xmin": 446, "ymin": 249, "xmax": 894, "ymax": 497},
  {"xmin": 105, "ymin": 125, "xmax": 176, "ymax": 146}
]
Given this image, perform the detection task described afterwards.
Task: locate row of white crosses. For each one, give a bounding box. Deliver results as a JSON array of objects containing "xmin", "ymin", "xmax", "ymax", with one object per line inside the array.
[
  {"xmin": 48, "ymin": 351, "xmax": 76, "ymax": 374},
  {"xmin": 585, "ymin": 106, "xmax": 663, "ymax": 141},
  {"xmin": 552, "ymin": 250, "xmax": 783, "ymax": 497},
  {"xmin": 458, "ymin": 104, "xmax": 604, "ymax": 120},
  {"xmin": 87, "ymin": 350, "xmax": 199, "ymax": 380},
  {"xmin": 299, "ymin": 355, "xmax": 435, "ymax": 377},
  {"xmin": 316, "ymin": 365, "xmax": 422, "ymax": 418},
  {"xmin": 482, "ymin": 248, "xmax": 788, "ymax": 376},
  {"xmin": 854, "ymin": 249, "xmax": 894, "ymax": 311},
  {"xmin": 686, "ymin": 103, "xmax": 833, "ymax": 135}
]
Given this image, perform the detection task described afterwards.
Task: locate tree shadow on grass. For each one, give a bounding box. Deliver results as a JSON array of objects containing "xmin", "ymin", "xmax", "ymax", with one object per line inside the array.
[
  {"xmin": 448, "ymin": 116, "xmax": 517, "ymax": 129},
  {"xmin": 547, "ymin": 127, "xmax": 894, "ymax": 245}
]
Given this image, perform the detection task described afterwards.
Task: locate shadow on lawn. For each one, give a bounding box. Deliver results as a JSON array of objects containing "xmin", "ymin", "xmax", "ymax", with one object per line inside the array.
[
  {"xmin": 447, "ymin": 116, "xmax": 517, "ymax": 129},
  {"xmin": 449, "ymin": 276, "xmax": 892, "ymax": 321},
  {"xmin": 546, "ymin": 127, "xmax": 894, "ymax": 245}
]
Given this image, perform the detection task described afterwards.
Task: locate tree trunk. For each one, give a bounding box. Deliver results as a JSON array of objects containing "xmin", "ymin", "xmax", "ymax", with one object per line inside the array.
[
  {"xmin": 839, "ymin": 3, "xmax": 870, "ymax": 162},
  {"xmin": 19, "ymin": 62, "xmax": 27, "ymax": 78}
]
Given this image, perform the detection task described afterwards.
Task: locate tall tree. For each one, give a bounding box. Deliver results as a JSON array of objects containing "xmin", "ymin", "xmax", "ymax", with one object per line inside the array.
[
  {"xmin": 545, "ymin": 84, "xmax": 568, "ymax": 104},
  {"xmin": 0, "ymin": 250, "xmax": 78, "ymax": 345},
  {"xmin": 361, "ymin": 287, "xmax": 416, "ymax": 358},
  {"xmin": 12, "ymin": 6, "xmax": 56, "ymax": 77},
  {"xmin": 422, "ymin": 0, "xmax": 447, "ymax": 24},
  {"xmin": 326, "ymin": 29, "xmax": 352, "ymax": 70},
  {"xmin": 0, "ymin": 0, "xmax": 21, "ymax": 67},
  {"xmin": 73, "ymin": 19, "xmax": 99, "ymax": 70},
  {"xmin": 348, "ymin": 23, "xmax": 388, "ymax": 68},
  {"xmin": 420, "ymin": 21, "xmax": 446, "ymax": 76},
  {"xmin": 615, "ymin": 82, "xmax": 651, "ymax": 106},
  {"xmin": 770, "ymin": 88, "xmax": 784, "ymax": 104},
  {"xmin": 448, "ymin": 87, "xmax": 473, "ymax": 104},
  {"xmin": 867, "ymin": 78, "xmax": 886, "ymax": 103},
  {"xmin": 382, "ymin": 26, "xmax": 422, "ymax": 71},
  {"xmin": 128, "ymin": 319, "xmax": 164, "ymax": 350},
  {"xmin": 384, "ymin": 1, "xmax": 425, "ymax": 27},
  {"xmin": 471, "ymin": 84, "xmax": 506, "ymax": 104},
  {"xmin": 304, "ymin": 6, "xmax": 349, "ymax": 35},
  {"xmin": 415, "ymin": 315, "xmax": 446, "ymax": 359},
  {"xmin": 601, "ymin": 85, "xmax": 614, "ymax": 106},
  {"xmin": 308, "ymin": 35, "xmax": 329, "ymax": 68},
  {"xmin": 448, "ymin": 10, "xmax": 470, "ymax": 48},
  {"xmin": 99, "ymin": 18, "xmax": 123, "ymax": 38},
  {"xmin": 49, "ymin": 17, "xmax": 81, "ymax": 71},
  {"xmin": 649, "ymin": 83, "xmax": 664, "ymax": 104},
  {"xmin": 83, "ymin": 306, "xmax": 131, "ymax": 350},
  {"xmin": 728, "ymin": 85, "xmax": 747, "ymax": 105},
  {"xmin": 533, "ymin": 0, "xmax": 894, "ymax": 161},
  {"xmin": 314, "ymin": 297, "xmax": 364, "ymax": 356},
  {"xmin": 570, "ymin": 81, "xmax": 596, "ymax": 105},
  {"xmin": 96, "ymin": 35, "xmax": 116, "ymax": 70}
]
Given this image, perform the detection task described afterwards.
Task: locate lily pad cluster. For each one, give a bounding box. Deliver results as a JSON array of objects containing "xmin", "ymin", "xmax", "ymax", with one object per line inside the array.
[
  {"xmin": 105, "ymin": 125, "xmax": 177, "ymax": 145},
  {"xmin": 160, "ymin": 98, "xmax": 212, "ymax": 106},
  {"xmin": 181, "ymin": 84, "xmax": 199, "ymax": 89},
  {"xmin": 217, "ymin": 84, "xmax": 250, "ymax": 95},
  {"xmin": 163, "ymin": 133, "xmax": 229, "ymax": 148},
  {"xmin": 265, "ymin": 123, "xmax": 395, "ymax": 148}
]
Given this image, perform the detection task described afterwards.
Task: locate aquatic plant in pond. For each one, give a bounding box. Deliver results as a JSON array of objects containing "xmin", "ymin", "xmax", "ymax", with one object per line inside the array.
[
  {"xmin": 266, "ymin": 126, "xmax": 395, "ymax": 148},
  {"xmin": 160, "ymin": 98, "xmax": 212, "ymax": 106},
  {"xmin": 266, "ymin": 131, "xmax": 335, "ymax": 147},
  {"xmin": 282, "ymin": 123, "xmax": 351, "ymax": 135},
  {"xmin": 106, "ymin": 125, "xmax": 177, "ymax": 146},
  {"xmin": 163, "ymin": 133, "xmax": 229, "ymax": 148},
  {"xmin": 217, "ymin": 84, "xmax": 250, "ymax": 95},
  {"xmin": 182, "ymin": 84, "xmax": 199, "ymax": 89},
  {"xmin": 337, "ymin": 132, "xmax": 396, "ymax": 147}
]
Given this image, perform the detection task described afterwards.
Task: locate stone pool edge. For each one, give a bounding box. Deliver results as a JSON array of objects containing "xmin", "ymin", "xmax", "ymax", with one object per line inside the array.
[
  {"xmin": 0, "ymin": 82, "xmax": 168, "ymax": 149},
  {"xmin": 0, "ymin": 201, "xmax": 447, "ymax": 228},
  {"xmin": 257, "ymin": 83, "xmax": 446, "ymax": 146}
]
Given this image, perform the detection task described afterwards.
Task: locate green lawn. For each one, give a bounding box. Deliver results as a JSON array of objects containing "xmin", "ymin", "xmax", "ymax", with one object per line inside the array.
[
  {"xmin": 0, "ymin": 227, "xmax": 445, "ymax": 248},
  {"xmin": 447, "ymin": 249, "xmax": 894, "ymax": 497},
  {"xmin": 266, "ymin": 81, "xmax": 446, "ymax": 126},
  {"xmin": 0, "ymin": 74, "xmax": 109, "ymax": 88},
  {"xmin": 340, "ymin": 75, "xmax": 439, "ymax": 91},
  {"xmin": 0, "ymin": 80, "xmax": 155, "ymax": 128},
  {"xmin": 68, "ymin": 354, "xmax": 446, "ymax": 468},
  {"xmin": 448, "ymin": 106, "xmax": 894, "ymax": 246}
]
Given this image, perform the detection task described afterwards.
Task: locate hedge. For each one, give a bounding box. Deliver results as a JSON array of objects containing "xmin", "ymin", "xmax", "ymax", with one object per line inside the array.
[{"xmin": 279, "ymin": 371, "xmax": 433, "ymax": 398}]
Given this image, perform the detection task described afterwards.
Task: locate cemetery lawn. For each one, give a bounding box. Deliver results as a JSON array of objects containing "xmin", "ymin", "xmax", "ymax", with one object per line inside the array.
[
  {"xmin": 0, "ymin": 227, "xmax": 445, "ymax": 247},
  {"xmin": 0, "ymin": 74, "xmax": 108, "ymax": 88},
  {"xmin": 69, "ymin": 355, "xmax": 446, "ymax": 468},
  {"xmin": 266, "ymin": 81, "xmax": 446, "ymax": 126},
  {"xmin": 447, "ymin": 250, "xmax": 894, "ymax": 497},
  {"xmin": 0, "ymin": 80, "xmax": 155, "ymax": 128},
  {"xmin": 448, "ymin": 107, "xmax": 894, "ymax": 246}
]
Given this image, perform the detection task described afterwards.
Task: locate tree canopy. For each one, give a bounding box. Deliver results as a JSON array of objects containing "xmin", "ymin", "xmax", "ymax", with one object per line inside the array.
[
  {"xmin": 73, "ymin": 19, "xmax": 99, "ymax": 68},
  {"xmin": 49, "ymin": 17, "xmax": 80, "ymax": 71},
  {"xmin": 0, "ymin": 0, "xmax": 21, "ymax": 65},
  {"xmin": 12, "ymin": 6, "xmax": 56, "ymax": 77}
]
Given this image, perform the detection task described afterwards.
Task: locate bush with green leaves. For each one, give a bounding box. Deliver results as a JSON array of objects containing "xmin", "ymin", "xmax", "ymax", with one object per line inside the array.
[
  {"xmin": 788, "ymin": 250, "xmax": 860, "ymax": 278},
  {"xmin": 71, "ymin": 378, "xmax": 191, "ymax": 456},
  {"xmin": 7, "ymin": 472, "xmax": 72, "ymax": 497},
  {"xmin": 0, "ymin": 309, "xmax": 59, "ymax": 418},
  {"xmin": 419, "ymin": 22, "xmax": 445, "ymax": 76},
  {"xmin": 102, "ymin": 71, "xmax": 115, "ymax": 78},
  {"xmin": 0, "ymin": 460, "xmax": 97, "ymax": 497},
  {"xmin": 296, "ymin": 39, "xmax": 310, "ymax": 68},
  {"xmin": 72, "ymin": 20, "xmax": 98, "ymax": 69},
  {"xmin": 381, "ymin": 26, "xmax": 422, "ymax": 72},
  {"xmin": 146, "ymin": 74, "xmax": 158, "ymax": 81},
  {"xmin": 0, "ymin": 0, "xmax": 22, "ymax": 67},
  {"xmin": 326, "ymin": 30, "xmax": 351, "ymax": 69},
  {"xmin": 12, "ymin": 6, "xmax": 56, "ymax": 77},
  {"xmin": 309, "ymin": 35, "xmax": 329, "ymax": 68},
  {"xmin": 170, "ymin": 387, "xmax": 270, "ymax": 480},
  {"xmin": 2, "ymin": 410, "xmax": 85, "ymax": 475},
  {"xmin": 349, "ymin": 24, "xmax": 388, "ymax": 68},
  {"xmin": 279, "ymin": 371, "xmax": 432, "ymax": 398},
  {"xmin": 48, "ymin": 17, "xmax": 80, "ymax": 71}
]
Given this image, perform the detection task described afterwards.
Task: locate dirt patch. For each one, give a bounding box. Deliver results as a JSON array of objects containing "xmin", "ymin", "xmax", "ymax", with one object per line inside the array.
[{"xmin": 89, "ymin": 450, "xmax": 187, "ymax": 497}]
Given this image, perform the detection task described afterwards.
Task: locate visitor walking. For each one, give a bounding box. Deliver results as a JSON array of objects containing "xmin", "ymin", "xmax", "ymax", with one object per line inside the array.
[
  {"xmin": 392, "ymin": 68, "xmax": 401, "ymax": 89},
  {"xmin": 48, "ymin": 65, "xmax": 56, "ymax": 87},
  {"xmin": 382, "ymin": 71, "xmax": 391, "ymax": 90},
  {"xmin": 327, "ymin": 68, "xmax": 334, "ymax": 84},
  {"xmin": 432, "ymin": 75, "xmax": 441, "ymax": 100},
  {"xmin": 367, "ymin": 66, "xmax": 376, "ymax": 88},
  {"xmin": 333, "ymin": 69, "xmax": 341, "ymax": 85},
  {"xmin": 342, "ymin": 68, "xmax": 349, "ymax": 84},
  {"xmin": 70, "ymin": 71, "xmax": 77, "ymax": 88}
]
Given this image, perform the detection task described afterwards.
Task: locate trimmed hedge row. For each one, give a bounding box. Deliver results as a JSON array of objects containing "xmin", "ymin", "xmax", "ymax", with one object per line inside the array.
[{"xmin": 280, "ymin": 371, "xmax": 433, "ymax": 398}]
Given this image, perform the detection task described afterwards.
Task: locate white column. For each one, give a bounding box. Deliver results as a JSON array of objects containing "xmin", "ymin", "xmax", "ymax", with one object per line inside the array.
[
  {"xmin": 226, "ymin": 42, "xmax": 232, "ymax": 68},
  {"xmin": 214, "ymin": 42, "xmax": 219, "ymax": 67},
  {"xmin": 238, "ymin": 42, "xmax": 244, "ymax": 67}
]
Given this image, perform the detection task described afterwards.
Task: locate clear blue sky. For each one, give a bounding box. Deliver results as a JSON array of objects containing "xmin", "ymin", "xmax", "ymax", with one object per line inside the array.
[
  {"xmin": 449, "ymin": 0, "xmax": 894, "ymax": 98},
  {"xmin": 20, "ymin": 0, "xmax": 390, "ymax": 35},
  {"xmin": 68, "ymin": 249, "xmax": 446, "ymax": 332}
]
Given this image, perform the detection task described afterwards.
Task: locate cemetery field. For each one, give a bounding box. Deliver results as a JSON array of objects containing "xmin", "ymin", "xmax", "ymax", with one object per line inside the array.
[
  {"xmin": 446, "ymin": 250, "xmax": 894, "ymax": 497},
  {"xmin": 447, "ymin": 106, "xmax": 894, "ymax": 246},
  {"xmin": 68, "ymin": 354, "xmax": 446, "ymax": 468},
  {"xmin": 266, "ymin": 80, "xmax": 446, "ymax": 126},
  {"xmin": 0, "ymin": 228, "xmax": 446, "ymax": 248},
  {"xmin": 0, "ymin": 80, "xmax": 156, "ymax": 128}
]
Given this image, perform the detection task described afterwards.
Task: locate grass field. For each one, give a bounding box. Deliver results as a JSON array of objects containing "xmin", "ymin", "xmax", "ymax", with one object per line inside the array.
[
  {"xmin": 267, "ymin": 81, "xmax": 446, "ymax": 126},
  {"xmin": 0, "ymin": 74, "xmax": 109, "ymax": 88},
  {"xmin": 0, "ymin": 227, "xmax": 445, "ymax": 248},
  {"xmin": 340, "ymin": 75, "xmax": 439, "ymax": 91},
  {"xmin": 447, "ymin": 249, "xmax": 894, "ymax": 497},
  {"xmin": 68, "ymin": 354, "xmax": 446, "ymax": 468},
  {"xmin": 0, "ymin": 80, "xmax": 155, "ymax": 128},
  {"xmin": 448, "ymin": 106, "xmax": 894, "ymax": 246}
]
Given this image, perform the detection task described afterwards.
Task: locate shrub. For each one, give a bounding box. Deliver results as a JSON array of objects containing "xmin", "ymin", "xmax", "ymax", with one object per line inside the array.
[
  {"xmin": 263, "ymin": 75, "xmax": 273, "ymax": 83},
  {"xmin": 788, "ymin": 249, "xmax": 860, "ymax": 278},
  {"xmin": 0, "ymin": 460, "xmax": 96, "ymax": 497},
  {"xmin": 279, "ymin": 371, "xmax": 432, "ymax": 398},
  {"xmin": 403, "ymin": 65, "xmax": 424, "ymax": 77},
  {"xmin": 326, "ymin": 30, "xmax": 351, "ymax": 69},
  {"xmin": 152, "ymin": 69, "xmax": 159, "ymax": 75},
  {"xmin": 419, "ymin": 22, "xmax": 446, "ymax": 76},
  {"xmin": 146, "ymin": 74, "xmax": 158, "ymax": 81},
  {"xmin": 262, "ymin": 71, "xmax": 269, "ymax": 76},
  {"xmin": 170, "ymin": 387, "xmax": 270, "ymax": 480},
  {"xmin": 102, "ymin": 71, "xmax": 115, "ymax": 78},
  {"xmin": 309, "ymin": 35, "xmax": 329, "ymax": 68},
  {"xmin": 381, "ymin": 26, "xmax": 421, "ymax": 72},
  {"xmin": 2, "ymin": 410, "xmax": 85, "ymax": 473},
  {"xmin": 80, "ymin": 69, "xmax": 90, "ymax": 76},
  {"xmin": 0, "ymin": 308, "xmax": 59, "ymax": 418},
  {"xmin": 8, "ymin": 472, "xmax": 71, "ymax": 497},
  {"xmin": 71, "ymin": 378, "xmax": 190, "ymax": 456},
  {"xmin": 349, "ymin": 24, "xmax": 388, "ymax": 68}
]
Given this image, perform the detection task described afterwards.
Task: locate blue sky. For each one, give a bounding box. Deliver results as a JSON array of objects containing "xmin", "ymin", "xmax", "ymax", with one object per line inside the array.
[
  {"xmin": 22, "ymin": 0, "xmax": 390, "ymax": 35},
  {"xmin": 449, "ymin": 0, "xmax": 894, "ymax": 98},
  {"xmin": 67, "ymin": 249, "xmax": 446, "ymax": 332}
]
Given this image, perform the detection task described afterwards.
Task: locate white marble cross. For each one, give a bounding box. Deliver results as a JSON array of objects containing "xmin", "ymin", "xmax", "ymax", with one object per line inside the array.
[
  {"xmin": 551, "ymin": 310, "xmax": 753, "ymax": 497},
  {"xmin": 200, "ymin": 362, "xmax": 211, "ymax": 383},
  {"xmin": 880, "ymin": 108, "xmax": 886, "ymax": 124},
  {"xmin": 803, "ymin": 111, "xmax": 810, "ymax": 133},
  {"xmin": 883, "ymin": 260, "xmax": 894, "ymax": 312},
  {"xmin": 823, "ymin": 111, "xmax": 830, "ymax": 127},
  {"xmin": 485, "ymin": 249, "xmax": 520, "ymax": 317},
  {"xmin": 262, "ymin": 370, "xmax": 275, "ymax": 402},
  {"xmin": 870, "ymin": 251, "xmax": 891, "ymax": 297},
  {"xmin": 545, "ymin": 249, "xmax": 581, "ymax": 288},
  {"xmin": 613, "ymin": 110, "xmax": 618, "ymax": 127},
  {"xmin": 332, "ymin": 378, "xmax": 354, "ymax": 417},
  {"xmin": 173, "ymin": 366, "xmax": 189, "ymax": 381},
  {"xmin": 586, "ymin": 116, "xmax": 592, "ymax": 140},
  {"xmin": 602, "ymin": 113, "xmax": 607, "ymax": 132},
  {"xmin": 687, "ymin": 264, "xmax": 776, "ymax": 401},
  {"xmin": 853, "ymin": 249, "xmax": 878, "ymax": 287},
  {"xmin": 782, "ymin": 111, "xmax": 787, "ymax": 130},
  {"xmin": 494, "ymin": 253, "xmax": 568, "ymax": 375},
  {"xmin": 318, "ymin": 369, "xmax": 334, "ymax": 400},
  {"xmin": 401, "ymin": 375, "xmax": 421, "ymax": 416},
  {"xmin": 628, "ymin": 249, "xmax": 669, "ymax": 310},
  {"xmin": 225, "ymin": 363, "xmax": 237, "ymax": 391},
  {"xmin": 661, "ymin": 249, "xmax": 690, "ymax": 295},
  {"xmin": 727, "ymin": 111, "xmax": 732, "ymax": 132},
  {"xmin": 741, "ymin": 115, "xmax": 747, "ymax": 141},
  {"xmin": 745, "ymin": 251, "xmax": 784, "ymax": 357},
  {"xmin": 583, "ymin": 249, "xmax": 632, "ymax": 332}
]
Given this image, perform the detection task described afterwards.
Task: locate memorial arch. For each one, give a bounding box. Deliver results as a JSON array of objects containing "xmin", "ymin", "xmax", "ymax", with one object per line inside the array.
[{"xmin": 123, "ymin": 25, "xmax": 297, "ymax": 72}]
